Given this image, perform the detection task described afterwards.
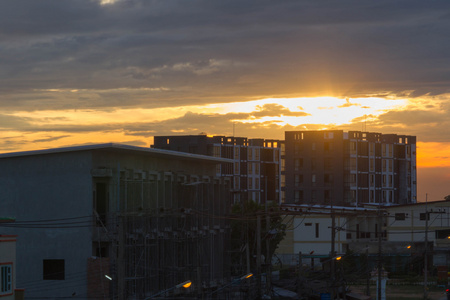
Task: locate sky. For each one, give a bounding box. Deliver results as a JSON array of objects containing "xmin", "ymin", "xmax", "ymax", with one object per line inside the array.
[{"xmin": 1, "ymin": 0, "xmax": 450, "ymax": 201}]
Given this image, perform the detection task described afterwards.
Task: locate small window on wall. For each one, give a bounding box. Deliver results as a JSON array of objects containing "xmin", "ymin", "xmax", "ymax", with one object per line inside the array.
[
  {"xmin": 43, "ymin": 259, "xmax": 65, "ymax": 280},
  {"xmin": 420, "ymin": 213, "xmax": 430, "ymax": 221},
  {"xmin": 395, "ymin": 213, "xmax": 406, "ymax": 221},
  {"xmin": 0, "ymin": 264, "xmax": 12, "ymax": 295}
]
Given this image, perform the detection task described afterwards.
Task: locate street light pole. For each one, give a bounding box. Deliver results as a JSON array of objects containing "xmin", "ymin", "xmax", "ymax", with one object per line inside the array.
[
  {"xmin": 424, "ymin": 193, "xmax": 428, "ymax": 300},
  {"xmin": 377, "ymin": 204, "xmax": 382, "ymax": 300}
]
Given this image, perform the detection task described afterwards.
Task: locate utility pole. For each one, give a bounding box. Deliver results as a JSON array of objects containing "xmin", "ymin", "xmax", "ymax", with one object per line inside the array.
[
  {"xmin": 377, "ymin": 205, "xmax": 382, "ymax": 300},
  {"xmin": 330, "ymin": 202, "xmax": 336, "ymax": 299},
  {"xmin": 424, "ymin": 193, "xmax": 428, "ymax": 300},
  {"xmin": 265, "ymin": 182, "xmax": 271, "ymax": 297},
  {"xmin": 257, "ymin": 214, "xmax": 262, "ymax": 298},
  {"xmin": 118, "ymin": 215, "xmax": 125, "ymax": 300}
]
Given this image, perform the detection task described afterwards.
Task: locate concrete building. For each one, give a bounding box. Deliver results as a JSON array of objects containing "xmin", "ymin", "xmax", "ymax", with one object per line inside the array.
[
  {"xmin": 283, "ymin": 130, "xmax": 417, "ymax": 206},
  {"xmin": 276, "ymin": 200, "xmax": 450, "ymax": 277},
  {"xmin": 276, "ymin": 204, "xmax": 379, "ymax": 268},
  {"xmin": 0, "ymin": 144, "xmax": 232, "ymax": 299},
  {"xmin": 153, "ymin": 135, "xmax": 283, "ymax": 205}
]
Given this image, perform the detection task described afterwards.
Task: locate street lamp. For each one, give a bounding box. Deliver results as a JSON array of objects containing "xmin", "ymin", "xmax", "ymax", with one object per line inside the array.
[{"xmin": 145, "ymin": 280, "xmax": 192, "ymax": 299}]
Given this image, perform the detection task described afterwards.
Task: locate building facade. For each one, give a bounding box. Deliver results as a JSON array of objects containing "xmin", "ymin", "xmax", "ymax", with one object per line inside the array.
[
  {"xmin": 276, "ymin": 200, "xmax": 450, "ymax": 278},
  {"xmin": 0, "ymin": 144, "xmax": 232, "ymax": 299},
  {"xmin": 283, "ymin": 130, "xmax": 416, "ymax": 206},
  {"xmin": 153, "ymin": 135, "xmax": 283, "ymax": 205}
]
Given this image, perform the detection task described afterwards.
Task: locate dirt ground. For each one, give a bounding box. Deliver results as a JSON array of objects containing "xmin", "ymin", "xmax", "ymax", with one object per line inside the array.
[{"xmin": 348, "ymin": 284, "xmax": 447, "ymax": 300}]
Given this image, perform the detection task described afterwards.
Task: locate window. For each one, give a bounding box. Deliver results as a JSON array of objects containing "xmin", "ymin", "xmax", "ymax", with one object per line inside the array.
[
  {"xmin": 234, "ymin": 147, "xmax": 239, "ymax": 160},
  {"xmin": 248, "ymin": 148, "xmax": 253, "ymax": 160},
  {"xmin": 248, "ymin": 163, "xmax": 253, "ymax": 174},
  {"xmin": 213, "ymin": 146, "xmax": 220, "ymax": 157},
  {"xmin": 324, "ymin": 174, "xmax": 333, "ymax": 185},
  {"xmin": 305, "ymin": 223, "xmax": 312, "ymax": 226},
  {"xmin": 315, "ymin": 223, "xmax": 319, "ymax": 238},
  {"xmin": 436, "ymin": 229, "xmax": 450, "ymax": 239},
  {"xmin": 350, "ymin": 158, "xmax": 357, "ymax": 170},
  {"xmin": 369, "ymin": 143, "xmax": 375, "ymax": 156},
  {"xmin": 43, "ymin": 259, "xmax": 65, "ymax": 280},
  {"xmin": 234, "ymin": 162, "xmax": 240, "ymax": 174},
  {"xmin": 324, "ymin": 142, "xmax": 333, "ymax": 152},
  {"xmin": 294, "ymin": 158, "xmax": 303, "ymax": 171},
  {"xmin": 294, "ymin": 190, "xmax": 303, "ymax": 203},
  {"xmin": 395, "ymin": 213, "xmax": 406, "ymax": 221},
  {"xmin": 350, "ymin": 141, "xmax": 357, "ymax": 154},
  {"xmin": 0, "ymin": 264, "xmax": 12, "ymax": 295},
  {"xmin": 234, "ymin": 176, "xmax": 240, "ymax": 190},
  {"xmin": 420, "ymin": 212, "xmax": 430, "ymax": 221}
]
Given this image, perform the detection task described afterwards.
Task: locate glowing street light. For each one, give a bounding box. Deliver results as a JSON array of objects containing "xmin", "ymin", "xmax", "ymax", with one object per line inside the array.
[
  {"xmin": 178, "ymin": 280, "xmax": 192, "ymax": 289},
  {"xmin": 240, "ymin": 273, "xmax": 253, "ymax": 280},
  {"xmin": 145, "ymin": 280, "xmax": 192, "ymax": 299}
]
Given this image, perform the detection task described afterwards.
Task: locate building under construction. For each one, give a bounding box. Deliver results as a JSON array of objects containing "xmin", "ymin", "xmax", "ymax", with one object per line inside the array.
[{"xmin": 0, "ymin": 144, "xmax": 235, "ymax": 299}]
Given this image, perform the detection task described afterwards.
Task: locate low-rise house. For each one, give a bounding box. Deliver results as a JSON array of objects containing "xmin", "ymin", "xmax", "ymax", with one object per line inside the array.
[
  {"xmin": 277, "ymin": 201, "xmax": 450, "ymax": 275},
  {"xmin": 0, "ymin": 218, "xmax": 17, "ymax": 300}
]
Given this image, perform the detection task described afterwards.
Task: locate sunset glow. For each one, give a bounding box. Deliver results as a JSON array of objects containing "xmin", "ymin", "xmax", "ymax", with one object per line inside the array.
[{"xmin": 1, "ymin": 1, "xmax": 450, "ymax": 202}]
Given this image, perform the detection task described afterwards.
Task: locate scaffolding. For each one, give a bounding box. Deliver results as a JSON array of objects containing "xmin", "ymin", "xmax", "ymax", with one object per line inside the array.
[{"xmin": 92, "ymin": 169, "xmax": 232, "ymax": 299}]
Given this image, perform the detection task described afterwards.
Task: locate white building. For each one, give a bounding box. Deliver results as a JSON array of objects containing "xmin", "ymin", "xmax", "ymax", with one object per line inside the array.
[{"xmin": 276, "ymin": 200, "xmax": 450, "ymax": 274}]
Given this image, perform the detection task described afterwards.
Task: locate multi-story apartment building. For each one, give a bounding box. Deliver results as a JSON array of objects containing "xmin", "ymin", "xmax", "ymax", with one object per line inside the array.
[
  {"xmin": 153, "ymin": 135, "xmax": 283, "ymax": 204},
  {"xmin": 283, "ymin": 130, "xmax": 416, "ymax": 206}
]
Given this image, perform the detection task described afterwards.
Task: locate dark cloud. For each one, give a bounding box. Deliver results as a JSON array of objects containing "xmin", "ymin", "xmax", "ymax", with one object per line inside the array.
[{"xmin": 1, "ymin": 0, "xmax": 450, "ymax": 111}]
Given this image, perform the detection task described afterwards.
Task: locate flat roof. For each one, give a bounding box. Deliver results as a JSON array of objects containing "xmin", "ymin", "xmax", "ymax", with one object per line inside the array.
[{"xmin": 0, "ymin": 143, "xmax": 233, "ymax": 164}]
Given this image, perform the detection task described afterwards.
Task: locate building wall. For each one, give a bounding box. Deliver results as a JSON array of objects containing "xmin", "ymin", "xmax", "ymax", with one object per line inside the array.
[
  {"xmin": 0, "ymin": 146, "xmax": 232, "ymax": 299},
  {"xmin": 385, "ymin": 202, "xmax": 450, "ymax": 245},
  {"xmin": 284, "ymin": 130, "xmax": 345, "ymax": 206},
  {"xmin": 0, "ymin": 151, "xmax": 93, "ymax": 299}
]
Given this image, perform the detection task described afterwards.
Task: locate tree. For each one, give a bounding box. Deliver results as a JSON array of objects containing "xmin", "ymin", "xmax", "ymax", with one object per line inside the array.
[
  {"xmin": 445, "ymin": 195, "xmax": 450, "ymax": 201},
  {"xmin": 230, "ymin": 200, "xmax": 286, "ymax": 276}
]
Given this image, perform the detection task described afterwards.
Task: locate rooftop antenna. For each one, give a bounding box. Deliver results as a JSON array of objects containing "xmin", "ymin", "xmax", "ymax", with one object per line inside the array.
[
  {"xmin": 363, "ymin": 114, "xmax": 367, "ymax": 132},
  {"xmin": 233, "ymin": 122, "xmax": 235, "ymax": 137}
]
